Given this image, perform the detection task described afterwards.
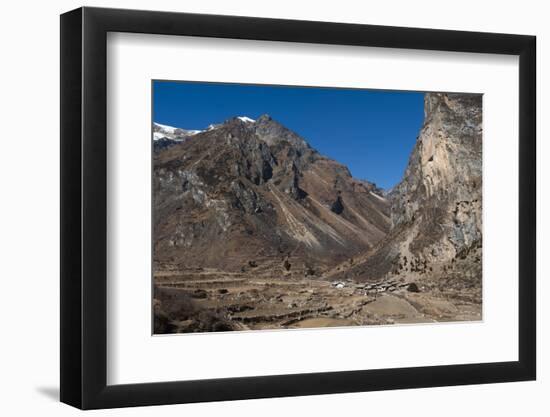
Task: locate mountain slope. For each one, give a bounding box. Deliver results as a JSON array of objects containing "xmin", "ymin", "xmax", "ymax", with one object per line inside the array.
[
  {"xmin": 153, "ymin": 114, "xmax": 390, "ymax": 274},
  {"xmin": 328, "ymin": 93, "xmax": 482, "ymax": 292}
]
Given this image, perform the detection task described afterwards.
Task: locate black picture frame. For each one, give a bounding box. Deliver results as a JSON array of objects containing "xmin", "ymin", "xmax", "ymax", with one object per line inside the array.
[{"xmin": 60, "ymin": 6, "xmax": 536, "ymax": 410}]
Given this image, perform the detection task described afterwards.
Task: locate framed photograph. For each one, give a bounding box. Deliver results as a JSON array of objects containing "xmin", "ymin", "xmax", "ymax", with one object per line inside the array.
[{"xmin": 60, "ymin": 6, "xmax": 536, "ymax": 409}]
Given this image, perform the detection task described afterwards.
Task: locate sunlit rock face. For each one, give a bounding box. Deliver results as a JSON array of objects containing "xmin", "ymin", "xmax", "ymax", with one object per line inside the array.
[
  {"xmin": 391, "ymin": 93, "xmax": 482, "ymax": 256},
  {"xmin": 330, "ymin": 93, "xmax": 483, "ymax": 291}
]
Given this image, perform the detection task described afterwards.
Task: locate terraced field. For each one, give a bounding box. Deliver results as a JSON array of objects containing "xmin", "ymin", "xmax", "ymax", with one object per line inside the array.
[{"xmin": 153, "ymin": 268, "xmax": 481, "ymax": 333}]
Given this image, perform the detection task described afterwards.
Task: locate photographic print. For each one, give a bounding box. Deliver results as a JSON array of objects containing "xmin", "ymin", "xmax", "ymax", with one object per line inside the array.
[{"xmin": 152, "ymin": 81, "xmax": 482, "ymax": 334}]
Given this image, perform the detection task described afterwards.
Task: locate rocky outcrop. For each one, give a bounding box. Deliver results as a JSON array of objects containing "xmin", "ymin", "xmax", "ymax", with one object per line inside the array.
[
  {"xmin": 329, "ymin": 93, "xmax": 482, "ymax": 289},
  {"xmin": 153, "ymin": 115, "xmax": 390, "ymax": 273}
]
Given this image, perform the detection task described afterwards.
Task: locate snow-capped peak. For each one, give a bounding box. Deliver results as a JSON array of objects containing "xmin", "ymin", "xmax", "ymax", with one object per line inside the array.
[
  {"xmin": 153, "ymin": 122, "xmax": 202, "ymax": 141},
  {"xmin": 153, "ymin": 122, "xmax": 177, "ymax": 134},
  {"xmin": 153, "ymin": 116, "xmax": 256, "ymax": 143},
  {"xmin": 237, "ymin": 116, "xmax": 255, "ymax": 123}
]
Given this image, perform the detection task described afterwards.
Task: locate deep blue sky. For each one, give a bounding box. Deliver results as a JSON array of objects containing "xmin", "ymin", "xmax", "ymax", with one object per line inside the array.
[{"xmin": 153, "ymin": 81, "xmax": 424, "ymax": 189}]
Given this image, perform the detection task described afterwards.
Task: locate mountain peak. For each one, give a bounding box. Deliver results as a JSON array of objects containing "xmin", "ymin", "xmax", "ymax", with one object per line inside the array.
[
  {"xmin": 153, "ymin": 122, "xmax": 201, "ymax": 141},
  {"xmin": 153, "ymin": 115, "xmax": 312, "ymax": 155},
  {"xmin": 153, "ymin": 111, "xmax": 391, "ymax": 273},
  {"xmin": 236, "ymin": 116, "xmax": 255, "ymax": 123},
  {"xmin": 253, "ymin": 115, "xmax": 310, "ymax": 151}
]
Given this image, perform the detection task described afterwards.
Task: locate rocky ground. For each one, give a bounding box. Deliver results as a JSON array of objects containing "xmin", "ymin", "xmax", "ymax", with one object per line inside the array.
[{"xmin": 153, "ymin": 267, "xmax": 481, "ymax": 333}]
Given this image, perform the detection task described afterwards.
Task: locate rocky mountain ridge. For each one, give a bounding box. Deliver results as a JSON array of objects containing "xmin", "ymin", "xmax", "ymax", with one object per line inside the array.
[{"xmin": 153, "ymin": 114, "xmax": 390, "ymax": 274}]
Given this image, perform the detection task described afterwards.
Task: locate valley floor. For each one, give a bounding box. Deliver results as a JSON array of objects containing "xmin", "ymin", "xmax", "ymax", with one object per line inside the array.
[{"xmin": 153, "ymin": 268, "xmax": 482, "ymax": 334}]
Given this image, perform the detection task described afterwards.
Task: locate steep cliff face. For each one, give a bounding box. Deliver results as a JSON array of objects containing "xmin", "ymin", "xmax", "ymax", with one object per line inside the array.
[
  {"xmin": 330, "ymin": 93, "xmax": 482, "ymax": 290},
  {"xmin": 153, "ymin": 115, "xmax": 390, "ymax": 273}
]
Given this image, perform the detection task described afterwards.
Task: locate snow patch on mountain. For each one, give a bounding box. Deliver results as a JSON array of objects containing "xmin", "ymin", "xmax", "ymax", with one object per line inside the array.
[
  {"xmin": 369, "ymin": 191, "xmax": 387, "ymax": 202},
  {"xmin": 237, "ymin": 116, "xmax": 255, "ymax": 123},
  {"xmin": 153, "ymin": 131, "xmax": 167, "ymax": 141},
  {"xmin": 154, "ymin": 116, "xmax": 256, "ymax": 142},
  {"xmin": 153, "ymin": 122, "xmax": 202, "ymax": 141},
  {"xmin": 154, "ymin": 123, "xmax": 177, "ymax": 133}
]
